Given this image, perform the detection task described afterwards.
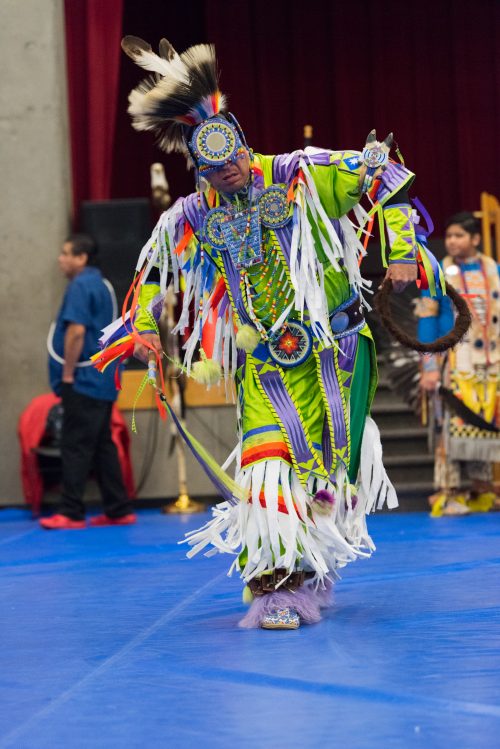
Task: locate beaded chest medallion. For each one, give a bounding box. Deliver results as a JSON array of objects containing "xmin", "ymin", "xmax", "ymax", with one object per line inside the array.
[{"xmin": 258, "ymin": 186, "xmax": 291, "ymax": 228}]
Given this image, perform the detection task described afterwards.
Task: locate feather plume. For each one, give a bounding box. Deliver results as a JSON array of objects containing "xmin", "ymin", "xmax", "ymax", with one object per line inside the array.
[
  {"xmin": 158, "ymin": 38, "xmax": 178, "ymax": 62},
  {"xmin": 121, "ymin": 35, "xmax": 173, "ymax": 77},
  {"xmin": 123, "ymin": 38, "xmax": 226, "ymax": 155}
]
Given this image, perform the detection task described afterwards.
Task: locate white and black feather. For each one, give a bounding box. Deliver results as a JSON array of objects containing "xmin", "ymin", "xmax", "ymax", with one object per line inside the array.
[{"xmin": 122, "ymin": 38, "xmax": 226, "ymax": 155}]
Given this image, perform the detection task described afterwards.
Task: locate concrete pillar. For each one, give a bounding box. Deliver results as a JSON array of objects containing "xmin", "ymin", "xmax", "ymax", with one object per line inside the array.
[{"xmin": 0, "ymin": 0, "xmax": 71, "ymax": 505}]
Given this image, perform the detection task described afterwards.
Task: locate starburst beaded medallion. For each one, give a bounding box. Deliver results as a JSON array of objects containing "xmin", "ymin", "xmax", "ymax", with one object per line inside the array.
[{"xmin": 268, "ymin": 321, "xmax": 312, "ymax": 368}]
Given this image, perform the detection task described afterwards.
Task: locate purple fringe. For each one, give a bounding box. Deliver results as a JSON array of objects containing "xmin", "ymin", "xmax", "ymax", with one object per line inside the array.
[
  {"xmin": 309, "ymin": 579, "xmax": 334, "ymax": 609},
  {"xmin": 239, "ymin": 586, "xmax": 322, "ymax": 629}
]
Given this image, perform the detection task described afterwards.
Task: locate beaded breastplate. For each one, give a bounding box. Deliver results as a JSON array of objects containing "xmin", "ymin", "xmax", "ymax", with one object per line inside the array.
[{"xmin": 202, "ymin": 186, "xmax": 291, "ymax": 270}]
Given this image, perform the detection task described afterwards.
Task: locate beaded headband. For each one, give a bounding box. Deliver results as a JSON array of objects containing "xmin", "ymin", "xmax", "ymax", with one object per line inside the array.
[{"xmin": 188, "ymin": 114, "xmax": 248, "ymax": 173}]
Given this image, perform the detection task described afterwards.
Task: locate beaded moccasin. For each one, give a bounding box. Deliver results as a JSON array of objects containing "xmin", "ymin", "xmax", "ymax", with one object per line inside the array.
[{"xmin": 261, "ymin": 607, "xmax": 300, "ymax": 630}]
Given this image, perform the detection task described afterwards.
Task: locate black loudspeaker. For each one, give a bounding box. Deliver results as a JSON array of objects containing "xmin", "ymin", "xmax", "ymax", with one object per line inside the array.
[{"xmin": 81, "ymin": 198, "xmax": 153, "ymax": 315}]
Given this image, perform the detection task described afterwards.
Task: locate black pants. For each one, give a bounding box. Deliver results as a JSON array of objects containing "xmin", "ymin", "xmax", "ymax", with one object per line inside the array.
[{"xmin": 59, "ymin": 385, "xmax": 132, "ymax": 520}]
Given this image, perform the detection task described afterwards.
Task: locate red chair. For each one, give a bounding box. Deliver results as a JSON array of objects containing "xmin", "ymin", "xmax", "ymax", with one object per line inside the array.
[{"xmin": 18, "ymin": 393, "xmax": 135, "ymax": 516}]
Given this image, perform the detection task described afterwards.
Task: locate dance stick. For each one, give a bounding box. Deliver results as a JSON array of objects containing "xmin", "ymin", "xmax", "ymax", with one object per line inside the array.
[{"xmin": 148, "ymin": 351, "xmax": 157, "ymax": 384}]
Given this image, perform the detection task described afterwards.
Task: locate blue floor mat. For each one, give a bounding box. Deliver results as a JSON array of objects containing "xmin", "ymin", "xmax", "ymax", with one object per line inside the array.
[{"xmin": 0, "ymin": 508, "xmax": 499, "ymax": 749}]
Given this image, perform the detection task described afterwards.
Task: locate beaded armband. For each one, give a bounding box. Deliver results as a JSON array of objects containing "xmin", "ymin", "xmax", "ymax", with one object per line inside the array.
[{"xmin": 383, "ymin": 204, "xmax": 418, "ymax": 264}]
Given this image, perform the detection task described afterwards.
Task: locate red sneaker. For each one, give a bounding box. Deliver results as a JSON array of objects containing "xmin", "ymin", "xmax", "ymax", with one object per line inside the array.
[
  {"xmin": 89, "ymin": 513, "xmax": 137, "ymax": 527},
  {"xmin": 39, "ymin": 514, "xmax": 86, "ymax": 530}
]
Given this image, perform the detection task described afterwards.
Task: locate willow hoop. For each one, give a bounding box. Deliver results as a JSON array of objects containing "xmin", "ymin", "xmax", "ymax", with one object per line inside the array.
[{"xmin": 374, "ymin": 280, "xmax": 472, "ymax": 353}]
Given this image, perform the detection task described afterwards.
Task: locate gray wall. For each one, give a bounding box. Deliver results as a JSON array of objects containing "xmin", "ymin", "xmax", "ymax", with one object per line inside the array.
[
  {"xmin": 0, "ymin": 0, "xmax": 71, "ymax": 505},
  {"xmin": 123, "ymin": 405, "xmax": 237, "ymax": 503},
  {"xmin": 0, "ymin": 0, "xmax": 237, "ymax": 507}
]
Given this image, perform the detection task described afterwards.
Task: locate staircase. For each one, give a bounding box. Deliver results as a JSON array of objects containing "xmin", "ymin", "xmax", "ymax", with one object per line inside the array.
[{"xmin": 372, "ymin": 367, "xmax": 434, "ymax": 511}]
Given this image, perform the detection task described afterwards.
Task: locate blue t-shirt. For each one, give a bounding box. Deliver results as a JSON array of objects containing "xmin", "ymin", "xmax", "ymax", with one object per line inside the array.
[{"xmin": 49, "ymin": 267, "xmax": 119, "ymax": 401}]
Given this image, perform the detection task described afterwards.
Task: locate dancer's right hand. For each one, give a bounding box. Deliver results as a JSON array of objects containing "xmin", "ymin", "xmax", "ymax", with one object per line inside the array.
[
  {"xmin": 134, "ymin": 333, "xmax": 162, "ymax": 364},
  {"xmin": 420, "ymin": 370, "xmax": 440, "ymax": 392}
]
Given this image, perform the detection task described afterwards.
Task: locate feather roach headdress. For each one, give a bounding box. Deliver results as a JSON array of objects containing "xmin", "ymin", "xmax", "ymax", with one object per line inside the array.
[{"xmin": 122, "ymin": 35, "xmax": 243, "ymax": 165}]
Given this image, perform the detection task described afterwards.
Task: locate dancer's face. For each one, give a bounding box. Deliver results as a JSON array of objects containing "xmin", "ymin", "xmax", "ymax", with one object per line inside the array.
[
  {"xmin": 445, "ymin": 224, "xmax": 480, "ymax": 260},
  {"xmin": 205, "ymin": 151, "xmax": 250, "ymax": 194}
]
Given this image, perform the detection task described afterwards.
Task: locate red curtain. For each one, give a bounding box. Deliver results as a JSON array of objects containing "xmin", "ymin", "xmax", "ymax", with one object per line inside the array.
[
  {"xmin": 65, "ymin": 0, "xmax": 500, "ymax": 232},
  {"xmin": 110, "ymin": 0, "xmax": 206, "ymax": 205},
  {"xmin": 64, "ymin": 0, "xmax": 124, "ymax": 217},
  {"xmin": 203, "ymin": 0, "xmax": 500, "ymax": 230}
]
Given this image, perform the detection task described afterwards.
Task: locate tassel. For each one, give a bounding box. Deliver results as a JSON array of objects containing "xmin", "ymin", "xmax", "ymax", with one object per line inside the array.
[
  {"xmin": 191, "ymin": 349, "xmax": 222, "ymax": 386},
  {"xmin": 242, "ymin": 585, "xmax": 254, "ymax": 604},
  {"xmin": 236, "ymin": 324, "xmax": 260, "ymax": 352},
  {"xmin": 311, "ymin": 489, "xmax": 335, "ymax": 516},
  {"xmin": 91, "ymin": 337, "xmax": 134, "ymax": 372}
]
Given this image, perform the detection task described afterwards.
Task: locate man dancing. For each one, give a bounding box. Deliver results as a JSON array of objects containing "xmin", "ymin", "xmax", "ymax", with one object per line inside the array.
[{"xmin": 98, "ymin": 36, "xmax": 430, "ymax": 629}]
